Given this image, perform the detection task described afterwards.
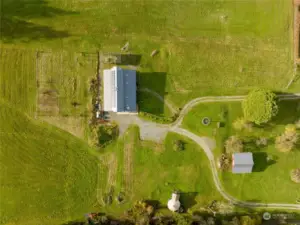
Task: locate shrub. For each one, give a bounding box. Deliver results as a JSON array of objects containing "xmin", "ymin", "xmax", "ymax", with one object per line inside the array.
[
  {"xmin": 233, "ymin": 117, "xmax": 253, "ymax": 131},
  {"xmin": 275, "ymin": 124, "xmax": 299, "ymax": 152},
  {"xmin": 218, "ymin": 153, "xmax": 232, "ymax": 171},
  {"xmin": 225, "ymin": 136, "xmax": 243, "ymax": 154},
  {"xmin": 290, "ymin": 168, "xmax": 300, "ymax": 183},
  {"xmin": 139, "ymin": 111, "xmax": 173, "ymax": 124},
  {"xmin": 242, "ymin": 88, "xmax": 278, "ymax": 124},
  {"xmin": 256, "ymin": 137, "xmax": 268, "ymax": 147},
  {"xmin": 97, "ymin": 122, "xmax": 119, "ymax": 147},
  {"xmin": 173, "ymin": 140, "xmax": 185, "ymax": 151}
]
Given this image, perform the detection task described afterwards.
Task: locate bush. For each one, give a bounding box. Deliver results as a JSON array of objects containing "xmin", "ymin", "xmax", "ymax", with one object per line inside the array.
[
  {"xmin": 242, "ymin": 88, "xmax": 278, "ymax": 124},
  {"xmin": 275, "ymin": 124, "xmax": 299, "ymax": 152},
  {"xmin": 218, "ymin": 153, "xmax": 232, "ymax": 171},
  {"xmin": 225, "ymin": 136, "xmax": 243, "ymax": 154},
  {"xmin": 97, "ymin": 122, "xmax": 119, "ymax": 147},
  {"xmin": 173, "ymin": 140, "xmax": 185, "ymax": 151},
  {"xmin": 290, "ymin": 168, "xmax": 300, "ymax": 183},
  {"xmin": 139, "ymin": 111, "xmax": 173, "ymax": 124},
  {"xmin": 256, "ymin": 137, "xmax": 268, "ymax": 147},
  {"xmin": 233, "ymin": 117, "xmax": 253, "ymax": 131}
]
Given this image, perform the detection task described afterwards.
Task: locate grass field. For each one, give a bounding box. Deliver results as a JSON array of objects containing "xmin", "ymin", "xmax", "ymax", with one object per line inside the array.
[
  {"xmin": 0, "ymin": 0, "xmax": 299, "ymax": 223},
  {"xmin": 98, "ymin": 126, "xmax": 223, "ymax": 215},
  {"xmin": 0, "ymin": 103, "xmax": 99, "ymax": 225},
  {"xmin": 1, "ymin": 0, "xmax": 297, "ymax": 107},
  {"xmin": 182, "ymin": 100, "xmax": 300, "ymax": 203}
]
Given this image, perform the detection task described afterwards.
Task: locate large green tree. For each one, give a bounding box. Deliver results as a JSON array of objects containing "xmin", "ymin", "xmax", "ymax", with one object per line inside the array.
[{"xmin": 242, "ymin": 89, "xmax": 278, "ymax": 124}]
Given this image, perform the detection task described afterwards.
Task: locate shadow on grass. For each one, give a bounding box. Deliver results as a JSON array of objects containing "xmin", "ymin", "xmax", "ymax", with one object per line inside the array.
[
  {"xmin": 180, "ymin": 192, "xmax": 198, "ymax": 211},
  {"xmin": 118, "ymin": 54, "xmax": 142, "ymax": 65},
  {"xmin": 271, "ymin": 99, "xmax": 300, "ymax": 125},
  {"xmin": 1, "ymin": 0, "xmax": 75, "ymax": 42},
  {"xmin": 252, "ymin": 152, "xmax": 277, "ymax": 172},
  {"xmin": 137, "ymin": 72, "xmax": 167, "ymax": 116}
]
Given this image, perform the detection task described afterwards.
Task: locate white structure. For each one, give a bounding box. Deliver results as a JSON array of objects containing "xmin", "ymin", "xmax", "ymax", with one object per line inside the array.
[
  {"xmin": 232, "ymin": 152, "xmax": 254, "ymax": 174},
  {"xmin": 167, "ymin": 191, "xmax": 181, "ymax": 212},
  {"xmin": 103, "ymin": 66, "xmax": 137, "ymax": 113}
]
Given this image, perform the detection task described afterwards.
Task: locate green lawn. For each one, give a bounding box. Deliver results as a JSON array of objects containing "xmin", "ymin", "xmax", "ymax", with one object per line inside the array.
[
  {"xmin": 182, "ymin": 100, "xmax": 300, "ymax": 203},
  {"xmin": 1, "ymin": 0, "xmax": 296, "ymax": 107},
  {"xmin": 0, "ymin": 0, "xmax": 299, "ymax": 223},
  {"xmin": 98, "ymin": 126, "xmax": 223, "ymax": 215},
  {"xmin": 0, "ymin": 102, "xmax": 99, "ymax": 225}
]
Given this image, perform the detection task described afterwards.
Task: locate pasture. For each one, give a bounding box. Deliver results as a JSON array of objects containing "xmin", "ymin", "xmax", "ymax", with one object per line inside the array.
[
  {"xmin": 97, "ymin": 126, "xmax": 223, "ymax": 215},
  {"xmin": 0, "ymin": 0, "xmax": 299, "ymax": 223},
  {"xmin": 0, "ymin": 103, "xmax": 99, "ymax": 225},
  {"xmin": 1, "ymin": 0, "xmax": 297, "ymax": 108},
  {"xmin": 182, "ymin": 100, "xmax": 300, "ymax": 203}
]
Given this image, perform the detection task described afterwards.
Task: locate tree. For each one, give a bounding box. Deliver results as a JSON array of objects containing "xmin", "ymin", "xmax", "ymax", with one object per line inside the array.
[
  {"xmin": 290, "ymin": 168, "xmax": 300, "ymax": 183},
  {"xmin": 225, "ymin": 136, "xmax": 243, "ymax": 154},
  {"xmin": 233, "ymin": 118, "xmax": 252, "ymax": 131},
  {"xmin": 275, "ymin": 124, "xmax": 299, "ymax": 152},
  {"xmin": 240, "ymin": 215, "xmax": 262, "ymax": 225},
  {"xmin": 242, "ymin": 89, "xmax": 278, "ymax": 124},
  {"xmin": 173, "ymin": 214, "xmax": 192, "ymax": 225},
  {"xmin": 218, "ymin": 154, "xmax": 232, "ymax": 171}
]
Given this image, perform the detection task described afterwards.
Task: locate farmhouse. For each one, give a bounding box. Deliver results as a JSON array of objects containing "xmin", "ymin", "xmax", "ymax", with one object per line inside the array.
[
  {"xmin": 232, "ymin": 152, "xmax": 254, "ymax": 174},
  {"xmin": 103, "ymin": 66, "xmax": 137, "ymax": 113}
]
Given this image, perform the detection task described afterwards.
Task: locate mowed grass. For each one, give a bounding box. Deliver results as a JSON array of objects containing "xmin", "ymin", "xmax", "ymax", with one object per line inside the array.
[
  {"xmin": 182, "ymin": 100, "xmax": 300, "ymax": 203},
  {"xmin": 0, "ymin": 48, "xmax": 37, "ymax": 116},
  {"xmin": 37, "ymin": 51, "xmax": 97, "ymax": 117},
  {"xmin": 0, "ymin": 103, "xmax": 99, "ymax": 225},
  {"xmin": 1, "ymin": 0, "xmax": 295, "ymax": 107},
  {"xmin": 99, "ymin": 126, "xmax": 223, "ymax": 215}
]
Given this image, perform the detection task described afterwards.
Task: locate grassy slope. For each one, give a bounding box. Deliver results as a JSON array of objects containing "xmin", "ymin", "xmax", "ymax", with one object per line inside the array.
[
  {"xmin": 0, "ymin": 103, "xmax": 98, "ymax": 225},
  {"xmin": 99, "ymin": 126, "xmax": 222, "ymax": 215},
  {"xmin": 0, "ymin": 41, "xmax": 99, "ymax": 225},
  {"xmin": 182, "ymin": 101, "xmax": 300, "ymax": 203},
  {"xmin": 1, "ymin": 0, "xmax": 295, "ymax": 107}
]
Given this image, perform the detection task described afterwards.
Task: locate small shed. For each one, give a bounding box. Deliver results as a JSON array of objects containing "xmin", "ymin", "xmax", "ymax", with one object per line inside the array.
[
  {"xmin": 167, "ymin": 191, "xmax": 181, "ymax": 212},
  {"xmin": 232, "ymin": 152, "xmax": 254, "ymax": 174}
]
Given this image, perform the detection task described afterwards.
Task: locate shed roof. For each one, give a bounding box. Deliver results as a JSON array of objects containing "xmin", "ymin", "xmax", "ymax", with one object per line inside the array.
[{"xmin": 232, "ymin": 152, "xmax": 254, "ymax": 174}]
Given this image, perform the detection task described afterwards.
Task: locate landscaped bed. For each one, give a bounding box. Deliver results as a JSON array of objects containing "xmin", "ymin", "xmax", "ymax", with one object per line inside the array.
[{"xmin": 182, "ymin": 100, "xmax": 300, "ymax": 203}]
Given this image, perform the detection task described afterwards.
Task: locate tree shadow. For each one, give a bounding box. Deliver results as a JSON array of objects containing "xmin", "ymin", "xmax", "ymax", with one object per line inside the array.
[
  {"xmin": 243, "ymin": 137, "xmax": 272, "ymax": 152},
  {"xmin": 180, "ymin": 192, "xmax": 198, "ymax": 211},
  {"xmin": 136, "ymin": 72, "xmax": 167, "ymax": 116},
  {"xmin": 252, "ymin": 152, "xmax": 277, "ymax": 172},
  {"xmin": 271, "ymin": 99, "xmax": 300, "ymax": 125},
  {"xmin": 1, "ymin": 0, "xmax": 75, "ymax": 42}
]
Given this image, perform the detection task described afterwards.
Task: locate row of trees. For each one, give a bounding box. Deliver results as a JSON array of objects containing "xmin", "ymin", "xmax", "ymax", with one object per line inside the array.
[{"xmin": 63, "ymin": 200, "xmax": 264, "ymax": 225}]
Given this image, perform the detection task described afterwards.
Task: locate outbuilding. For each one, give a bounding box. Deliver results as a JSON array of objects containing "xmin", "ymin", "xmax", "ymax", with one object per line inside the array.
[
  {"xmin": 103, "ymin": 66, "xmax": 137, "ymax": 113},
  {"xmin": 232, "ymin": 152, "xmax": 254, "ymax": 174}
]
